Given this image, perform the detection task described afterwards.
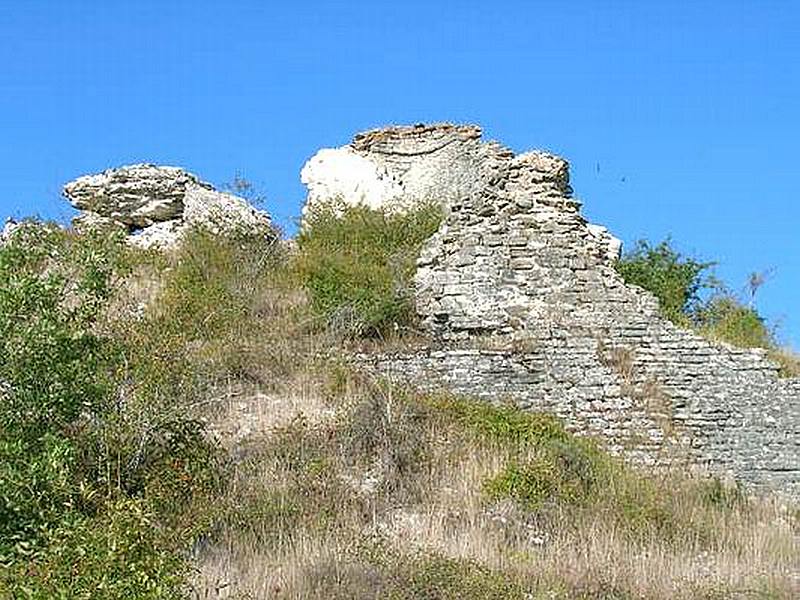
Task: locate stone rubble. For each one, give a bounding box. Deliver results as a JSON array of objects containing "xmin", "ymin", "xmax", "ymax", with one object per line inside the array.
[
  {"xmin": 64, "ymin": 164, "xmax": 274, "ymax": 249},
  {"xmin": 302, "ymin": 123, "xmax": 800, "ymax": 498}
]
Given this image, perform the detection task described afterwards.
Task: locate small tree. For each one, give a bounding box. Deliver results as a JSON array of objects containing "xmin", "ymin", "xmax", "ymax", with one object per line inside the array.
[
  {"xmin": 616, "ymin": 238, "xmax": 779, "ymax": 353},
  {"xmin": 615, "ymin": 239, "xmax": 715, "ymax": 325}
]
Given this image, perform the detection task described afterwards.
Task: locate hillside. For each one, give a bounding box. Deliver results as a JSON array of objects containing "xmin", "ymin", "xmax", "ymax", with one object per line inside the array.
[{"xmin": 0, "ymin": 124, "xmax": 798, "ymax": 598}]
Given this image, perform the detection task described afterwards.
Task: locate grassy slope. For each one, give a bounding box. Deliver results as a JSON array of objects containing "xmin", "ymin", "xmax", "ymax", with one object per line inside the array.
[
  {"xmin": 173, "ymin": 227, "xmax": 796, "ymax": 599},
  {"xmin": 1, "ymin": 220, "xmax": 798, "ymax": 599}
]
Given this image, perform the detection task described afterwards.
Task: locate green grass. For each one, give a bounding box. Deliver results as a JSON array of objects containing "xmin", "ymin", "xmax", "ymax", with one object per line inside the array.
[{"xmin": 295, "ymin": 202, "xmax": 442, "ymax": 337}]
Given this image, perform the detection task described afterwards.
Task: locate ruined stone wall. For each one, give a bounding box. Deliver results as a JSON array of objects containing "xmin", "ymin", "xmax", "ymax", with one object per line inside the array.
[{"xmin": 303, "ymin": 124, "xmax": 800, "ymax": 498}]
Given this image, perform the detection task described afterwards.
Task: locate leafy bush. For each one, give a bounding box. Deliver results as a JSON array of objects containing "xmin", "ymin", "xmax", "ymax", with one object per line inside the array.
[
  {"xmin": 295, "ymin": 202, "xmax": 442, "ymax": 337},
  {"xmin": 615, "ymin": 238, "xmax": 714, "ymax": 325},
  {"xmin": 0, "ymin": 226, "xmax": 123, "ymax": 555},
  {"xmin": 425, "ymin": 394, "xmax": 568, "ymax": 448},
  {"xmin": 0, "ymin": 498, "xmax": 185, "ymax": 599},
  {"xmin": 615, "ymin": 238, "xmax": 797, "ymax": 370},
  {"xmin": 0, "ymin": 223, "xmax": 227, "ymax": 594}
]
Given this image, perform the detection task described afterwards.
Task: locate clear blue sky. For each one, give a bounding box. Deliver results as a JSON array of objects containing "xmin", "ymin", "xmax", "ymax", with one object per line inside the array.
[{"xmin": 1, "ymin": 1, "xmax": 798, "ymax": 347}]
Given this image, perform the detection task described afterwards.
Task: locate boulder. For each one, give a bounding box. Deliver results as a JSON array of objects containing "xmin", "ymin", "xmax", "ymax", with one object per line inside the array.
[
  {"xmin": 64, "ymin": 164, "xmax": 275, "ymax": 250},
  {"xmin": 182, "ymin": 185, "xmax": 274, "ymax": 238},
  {"xmin": 64, "ymin": 164, "xmax": 208, "ymax": 227}
]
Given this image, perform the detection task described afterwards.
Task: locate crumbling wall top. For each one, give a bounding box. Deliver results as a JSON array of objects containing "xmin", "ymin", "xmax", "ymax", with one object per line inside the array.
[{"xmin": 351, "ymin": 123, "xmax": 483, "ymax": 155}]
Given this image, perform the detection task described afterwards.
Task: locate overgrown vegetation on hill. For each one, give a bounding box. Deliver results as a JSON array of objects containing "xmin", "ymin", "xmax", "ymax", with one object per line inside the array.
[
  {"xmin": 0, "ymin": 215, "xmax": 797, "ymax": 599},
  {"xmin": 295, "ymin": 202, "xmax": 442, "ymax": 337},
  {"xmin": 616, "ymin": 238, "xmax": 800, "ymax": 376}
]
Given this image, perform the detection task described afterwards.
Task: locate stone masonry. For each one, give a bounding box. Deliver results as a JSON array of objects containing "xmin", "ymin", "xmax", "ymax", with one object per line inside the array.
[{"xmin": 303, "ymin": 123, "xmax": 800, "ymax": 498}]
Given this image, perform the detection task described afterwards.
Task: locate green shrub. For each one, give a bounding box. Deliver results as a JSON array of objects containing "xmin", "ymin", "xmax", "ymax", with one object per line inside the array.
[
  {"xmin": 697, "ymin": 295, "xmax": 773, "ymax": 349},
  {"xmin": 0, "ymin": 226, "xmax": 124, "ymax": 555},
  {"xmin": 483, "ymin": 441, "xmax": 604, "ymax": 509},
  {"xmin": 615, "ymin": 238, "xmax": 714, "ymax": 325},
  {"xmin": 0, "ymin": 498, "xmax": 185, "ymax": 599},
  {"xmin": 615, "ymin": 238, "xmax": 795, "ymax": 370},
  {"xmin": 425, "ymin": 394, "xmax": 568, "ymax": 448},
  {"xmin": 0, "ymin": 223, "xmax": 224, "ymax": 593},
  {"xmin": 295, "ymin": 202, "xmax": 442, "ymax": 337}
]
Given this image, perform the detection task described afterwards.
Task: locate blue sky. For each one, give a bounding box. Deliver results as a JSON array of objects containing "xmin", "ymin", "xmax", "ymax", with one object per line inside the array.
[{"xmin": 1, "ymin": 1, "xmax": 798, "ymax": 347}]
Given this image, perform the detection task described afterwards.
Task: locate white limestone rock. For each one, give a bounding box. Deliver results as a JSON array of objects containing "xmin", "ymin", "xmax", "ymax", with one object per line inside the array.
[
  {"xmin": 300, "ymin": 125, "xmax": 485, "ymax": 222},
  {"xmin": 128, "ymin": 220, "xmax": 185, "ymax": 250},
  {"xmin": 65, "ymin": 164, "xmax": 275, "ymax": 250},
  {"xmin": 63, "ymin": 164, "xmax": 211, "ymax": 227},
  {"xmin": 126, "ymin": 186, "xmax": 276, "ymax": 251},
  {"xmin": 300, "ymin": 147, "xmax": 404, "ymax": 218},
  {"xmin": 72, "ymin": 211, "xmax": 128, "ymax": 235},
  {"xmin": 183, "ymin": 184, "xmax": 273, "ymax": 238},
  {"xmin": 587, "ymin": 223, "xmax": 623, "ymax": 262}
]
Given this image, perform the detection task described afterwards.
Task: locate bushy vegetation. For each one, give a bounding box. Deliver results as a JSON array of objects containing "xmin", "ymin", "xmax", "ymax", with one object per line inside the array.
[
  {"xmin": 615, "ymin": 239, "xmax": 714, "ymax": 326},
  {"xmin": 295, "ymin": 202, "xmax": 442, "ymax": 337},
  {"xmin": 616, "ymin": 238, "xmax": 799, "ymax": 375},
  {"xmin": 0, "ymin": 226, "xmax": 188, "ymax": 596},
  {"xmin": 0, "ymin": 225, "xmax": 265, "ymax": 597},
  {"xmin": 1, "ymin": 212, "xmax": 796, "ymax": 599}
]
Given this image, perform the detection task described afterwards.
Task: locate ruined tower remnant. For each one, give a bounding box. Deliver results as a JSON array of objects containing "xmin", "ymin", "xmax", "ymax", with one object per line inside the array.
[{"xmin": 301, "ymin": 123, "xmax": 800, "ymax": 498}]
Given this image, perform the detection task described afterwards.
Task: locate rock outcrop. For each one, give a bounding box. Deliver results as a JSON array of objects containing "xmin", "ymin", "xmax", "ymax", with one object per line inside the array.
[
  {"xmin": 64, "ymin": 164, "xmax": 274, "ymax": 249},
  {"xmin": 303, "ymin": 123, "xmax": 800, "ymax": 499},
  {"xmin": 1, "ymin": 218, "xmax": 21, "ymax": 243}
]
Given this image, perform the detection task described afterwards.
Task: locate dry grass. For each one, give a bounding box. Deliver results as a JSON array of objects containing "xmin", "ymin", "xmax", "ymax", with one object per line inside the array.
[
  {"xmin": 770, "ymin": 347, "xmax": 800, "ymax": 378},
  {"xmin": 106, "ymin": 230, "xmax": 797, "ymax": 599},
  {"xmin": 188, "ymin": 369, "xmax": 799, "ymax": 599}
]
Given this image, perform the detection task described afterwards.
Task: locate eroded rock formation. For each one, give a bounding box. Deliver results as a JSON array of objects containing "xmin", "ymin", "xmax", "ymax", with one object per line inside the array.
[
  {"xmin": 64, "ymin": 164, "xmax": 274, "ymax": 249},
  {"xmin": 302, "ymin": 123, "xmax": 800, "ymax": 498}
]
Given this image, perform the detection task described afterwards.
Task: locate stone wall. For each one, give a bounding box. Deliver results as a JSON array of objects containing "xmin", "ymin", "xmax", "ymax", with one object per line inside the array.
[{"xmin": 303, "ymin": 124, "xmax": 800, "ymax": 498}]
